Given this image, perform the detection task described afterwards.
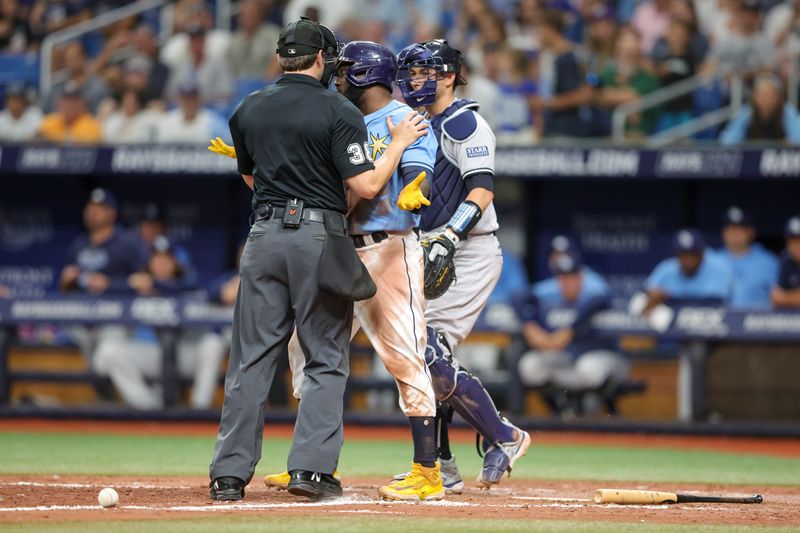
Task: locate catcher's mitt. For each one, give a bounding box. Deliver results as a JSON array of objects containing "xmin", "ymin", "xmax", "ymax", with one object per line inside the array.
[{"xmin": 421, "ymin": 231, "xmax": 458, "ymax": 299}]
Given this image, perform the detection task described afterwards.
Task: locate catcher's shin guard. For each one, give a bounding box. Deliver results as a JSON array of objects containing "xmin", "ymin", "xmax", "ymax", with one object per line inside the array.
[{"xmin": 424, "ymin": 326, "xmax": 516, "ymax": 446}]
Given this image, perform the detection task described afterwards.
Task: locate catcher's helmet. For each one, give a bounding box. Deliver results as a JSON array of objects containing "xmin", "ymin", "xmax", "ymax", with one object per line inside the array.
[
  {"xmin": 336, "ymin": 41, "xmax": 397, "ymax": 91},
  {"xmin": 396, "ymin": 43, "xmax": 442, "ymax": 107},
  {"xmin": 421, "ymin": 39, "xmax": 467, "ymax": 86}
]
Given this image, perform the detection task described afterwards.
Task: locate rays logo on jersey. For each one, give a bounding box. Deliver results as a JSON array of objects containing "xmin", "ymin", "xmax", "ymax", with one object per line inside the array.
[
  {"xmin": 369, "ymin": 132, "xmax": 389, "ymax": 160},
  {"xmin": 348, "ymin": 99, "xmax": 437, "ymax": 235}
]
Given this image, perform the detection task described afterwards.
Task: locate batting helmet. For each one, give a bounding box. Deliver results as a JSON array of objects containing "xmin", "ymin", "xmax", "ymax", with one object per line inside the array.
[
  {"xmin": 336, "ymin": 41, "xmax": 397, "ymax": 91},
  {"xmin": 396, "ymin": 43, "xmax": 442, "ymax": 107}
]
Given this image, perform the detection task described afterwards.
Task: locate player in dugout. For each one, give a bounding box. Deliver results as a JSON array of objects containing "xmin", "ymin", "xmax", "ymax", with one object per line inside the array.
[{"xmin": 771, "ymin": 215, "xmax": 800, "ymax": 308}]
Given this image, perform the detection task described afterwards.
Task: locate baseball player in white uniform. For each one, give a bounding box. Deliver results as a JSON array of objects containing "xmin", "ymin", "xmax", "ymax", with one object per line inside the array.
[{"xmin": 394, "ymin": 39, "xmax": 531, "ymax": 493}]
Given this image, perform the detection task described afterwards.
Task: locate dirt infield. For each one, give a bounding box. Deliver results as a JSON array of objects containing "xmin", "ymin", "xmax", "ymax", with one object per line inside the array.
[{"xmin": 0, "ymin": 474, "xmax": 797, "ymax": 526}]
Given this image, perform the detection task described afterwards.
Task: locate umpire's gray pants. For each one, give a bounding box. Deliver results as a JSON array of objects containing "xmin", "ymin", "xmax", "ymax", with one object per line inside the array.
[{"xmin": 210, "ymin": 214, "xmax": 353, "ymax": 483}]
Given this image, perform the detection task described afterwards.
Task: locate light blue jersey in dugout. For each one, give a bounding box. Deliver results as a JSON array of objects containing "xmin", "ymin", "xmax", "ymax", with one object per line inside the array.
[
  {"xmin": 645, "ymin": 250, "xmax": 734, "ymax": 302},
  {"xmin": 348, "ymin": 100, "xmax": 437, "ymax": 235},
  {"xmin": 717, "ymin": 243, "xmax": 779, "ymax": 309}
]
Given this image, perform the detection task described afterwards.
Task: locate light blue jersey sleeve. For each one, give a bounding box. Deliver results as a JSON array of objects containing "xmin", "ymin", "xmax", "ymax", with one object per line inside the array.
[
  {"xmin": 399, "ymin": 115, "xmax": 437, "ymax": 181},
  {"xmin": 645, "ymin": 258, "xmax": 676, "ymax": 291},
  {"xmin": 647, "ymin": 253, "xmax": 733, "ymax": 300},
  {"xmin": 348, "ymin": 100, "xmax": 436, "ymax": 235}
]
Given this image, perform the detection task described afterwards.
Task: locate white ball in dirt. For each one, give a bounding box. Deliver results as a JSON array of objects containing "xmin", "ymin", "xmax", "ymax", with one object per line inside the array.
[{"xmin": 98, "ymin": 487, "xmax": 119, "ymax": 508}]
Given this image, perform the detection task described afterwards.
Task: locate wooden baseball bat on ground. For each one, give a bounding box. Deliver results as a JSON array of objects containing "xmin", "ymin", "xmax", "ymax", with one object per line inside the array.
[{"xmin": 594, "ymin": 489, "xmax": 763, "ymax": 505}]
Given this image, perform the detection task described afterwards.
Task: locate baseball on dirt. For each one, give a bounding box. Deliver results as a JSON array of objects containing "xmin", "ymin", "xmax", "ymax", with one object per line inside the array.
[{"xmin": 98, "ymin": 487, "xmax": 119, "ymax": 508}]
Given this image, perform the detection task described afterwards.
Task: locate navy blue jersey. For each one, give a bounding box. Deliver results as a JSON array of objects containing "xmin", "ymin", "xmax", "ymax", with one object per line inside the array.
[
  {"xmin": 66, "ymin": 227, "xmax": 146, "ymax": 294},
  {"xmin": 778, "ymin": 251, "xmax": 800, "ymax": 290}
]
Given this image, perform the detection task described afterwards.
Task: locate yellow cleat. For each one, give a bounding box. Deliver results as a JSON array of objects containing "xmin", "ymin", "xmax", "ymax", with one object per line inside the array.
[
  {"xmin": 264, "ymin": 471, "xmax": 291, "ymax": 490},
  {"xmin": 264, "ymin": 469, "xmax": 341, "ymax": 491},
  {"xmin": 378, "ymin": 462, "xmax": 445, "ymax": 502}
]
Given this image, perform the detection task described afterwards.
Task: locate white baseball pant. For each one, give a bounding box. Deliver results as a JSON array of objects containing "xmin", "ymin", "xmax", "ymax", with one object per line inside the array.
[
  {"xmin": 93, "ymin": 329, "xmax": 227, "ymax": 409},
  {"xmin": 518, "ymin": 349, "xmax": 630, "ymax": 390},
  {"xmin": 423, "ymin": 232, "xmax": 503, "ymax": 349},
  {"xmin": 288, "ymin": 231, "xmax": 435, "ymax": 417}
]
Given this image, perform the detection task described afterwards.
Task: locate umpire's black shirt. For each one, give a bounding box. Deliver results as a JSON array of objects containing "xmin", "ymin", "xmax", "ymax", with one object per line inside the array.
[{"xmin": 229, "ymin": 73, "xmax": 374, "ymax": 213}]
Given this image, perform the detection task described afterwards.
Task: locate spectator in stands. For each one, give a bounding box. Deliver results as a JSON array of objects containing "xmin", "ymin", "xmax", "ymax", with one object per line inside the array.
[
  {"xmin": 631, "ymin": 0, "xmax": 671, "ymax": 54},
  {"xmin": 160, "ymin": 2, "xmax": 229, "ymax": 76},
  {"xmin": 101, "ymin": 88, "xmax": 160, "ymax": 143},
  {"xmin": 598, "ymin": 26, "xmax": 660, "ymax": 137},
  {"xmin": 514, "ymin": 249, "xmax": 628, "ymax": 415},
  {"xmin": 464, "ymin": 7, "xmax": 508, "ymax": 78},
  {"xmin": 167, "ymin": 24, "xmax": 234, "ymax": 108},
  {"xmin": 771, "ymin": 215, "xmax": 800, "ymax": 308},
  {"xmin": 226, "ymin": 0, "xmax": 281, "ymax": 80},
  {"xmin": 638, "ymin": 229, "xmax": 734, "ymax": 313},
  {"xmin": 717, "ymin": 206, "xmax": 779, "ymax": 309},
  {"xmin": 0, "ymin": 0, "xmax": 30, "ymax": 52},
  {"xmin": 535, "ymin": 9, "xmax": 594, "ymax": 137},
  {"xmin": 60, "ymin": 188, "xmax": 145, "ymax": 296},
  {"xmin": 44, "ymin": 41, "xmax": 109, "ymax": 114},
  {"xmin": 580, "ymin": 3, "xmax": 617, "ymax": 74},
  {"xmin": 669, "ymin": 0, "xmax": 709, "ymax": 62},
  {"xmin": 282, "ymin": 0, "xmax": 357, "ymax": 32},
  {"xmin": 720, "ymin": 73, "xmax": 800, "ymax": 144},
  {"xmin": 0, "ymin": 82, "xmax": 42, "ymax": 142},
  {"xmin": 448, "ymin": 0, "xmax": 491, "ymax": 52},
  {"xmin": 93, "ymin": 236, "xmax": 227, "ymax": 410},
  {"xmin": 505, "ymin": 0, "xmax": 542, "ymax": 52},
  {"xmin": 457, "ymin": 58, "xmax": 502, "ymax": 130},
  {"xmin": 132, "ymin": 24, "xmax": 170, "ymax": 106},
  {"xmin": 38, "ymin": 81, "xmax": 102, "ymax": 144},
  {"xmin": 27, "ymin": 0, "xmax": 90, "ymax": 36},
  {"xmin": 652, "ymin": 19, "xmax": 697, "ymax": 130},
  {"xmin": 485, "ymin": 45, "xmax": 540, "ymax": 143},
  {"xmin": 156, "ymin": 79, "xmax": 228, "ymax": 144},
  {"xmin": 764, "ymin": 0, "xmax": 800, "ymax": 51},
  {"xmin": 121, "ymin": 55, "xmax": 160, "ymax": 107},
  {"xmin": 135, "ymin": 203, "xmax": 197, "ymax": 286},
  {"xmin": 701, "ymin": 0, "xmax": 776, "ymax": 78}
]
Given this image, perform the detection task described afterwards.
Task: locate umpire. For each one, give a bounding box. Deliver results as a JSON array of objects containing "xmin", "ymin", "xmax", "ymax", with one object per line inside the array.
[{"xmin": 208, "ymin": 18, "xmax": 404, "ymax": 501}]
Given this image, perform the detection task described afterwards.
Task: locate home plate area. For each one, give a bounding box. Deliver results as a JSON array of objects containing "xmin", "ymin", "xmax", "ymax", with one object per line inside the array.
[{"xmin": 1, "ymin": 476, "xmax": 798, "ymax": 527}]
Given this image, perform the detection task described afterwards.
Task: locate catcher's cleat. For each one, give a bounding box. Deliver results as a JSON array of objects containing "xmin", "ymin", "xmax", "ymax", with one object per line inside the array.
[
  {"xmin": 265, "ymin": 469, "xmax": 340, "ymax": 490},
  {"xmin": 477, "ymin": 426, "xmax": 532, "ymax": 487},
  {"xmin": 380, "ymin": 462, "xmax": 445, "ymax": 501},
  {"xmin": 209, "ymin": 476, "xmax": 245, "ymax": 501},
  {"xmin": 439, "ymin": 456, "xmax": 464, "ymax": 494}
]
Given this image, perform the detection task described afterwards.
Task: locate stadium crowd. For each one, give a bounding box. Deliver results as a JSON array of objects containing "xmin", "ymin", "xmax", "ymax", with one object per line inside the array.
[{"xmin": 1, "ymin": 0, "xmax": 800, "ymax": 144}]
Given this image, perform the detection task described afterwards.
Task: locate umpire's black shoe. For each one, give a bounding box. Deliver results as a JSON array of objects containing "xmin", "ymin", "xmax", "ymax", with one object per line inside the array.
[
  {"xmin": 287, "ymin": 470, "xmax": 343, "ymax": 500},
  {"xmin": 210, "ymin": 477, "xmax": 246, "ymax": 501}
]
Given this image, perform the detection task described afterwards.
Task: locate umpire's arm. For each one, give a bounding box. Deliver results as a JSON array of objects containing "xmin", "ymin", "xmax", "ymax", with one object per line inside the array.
[{"xmin": 229, "ymin": 109, "xmax": 255, "ymax": 191}]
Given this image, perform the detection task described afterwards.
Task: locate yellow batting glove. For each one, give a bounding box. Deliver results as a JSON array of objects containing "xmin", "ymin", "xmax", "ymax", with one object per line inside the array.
[
  {"xmin": 396, "ymin": 171, "xmax": 431, "ymax": 211},
  {"xmin": 208, "ymin": 137, "xmax": 237, "ymax": 158}
]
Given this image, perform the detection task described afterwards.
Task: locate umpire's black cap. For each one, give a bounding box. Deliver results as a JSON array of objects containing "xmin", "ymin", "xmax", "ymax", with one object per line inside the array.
[{"xmin": 277, "ymin": 17, "xmax": 338, "ymax": 58}]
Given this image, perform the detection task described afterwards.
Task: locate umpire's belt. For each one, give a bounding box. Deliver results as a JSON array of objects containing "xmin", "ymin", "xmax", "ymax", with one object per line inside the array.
[
  {"xmin": 352, "ymin": 231, "xmax": 389, "ymax": 248},
  {"xmin": 250, "ymin": 204, "xmax": 327, "ymax": 225}
]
